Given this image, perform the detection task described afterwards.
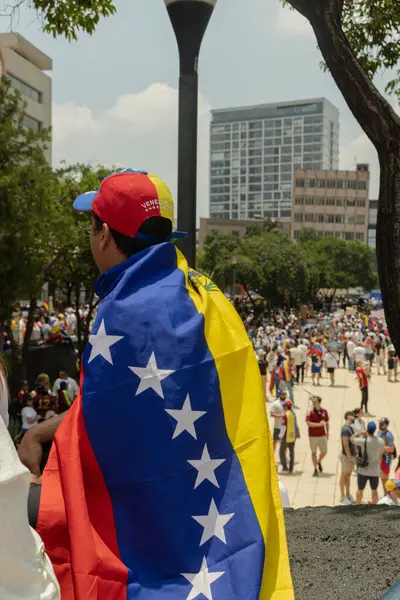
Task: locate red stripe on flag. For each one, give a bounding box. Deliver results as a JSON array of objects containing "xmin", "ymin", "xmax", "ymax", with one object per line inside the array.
[{"xmin": 37, "ymin": 388, "xmax": 128, "ymax": 599}]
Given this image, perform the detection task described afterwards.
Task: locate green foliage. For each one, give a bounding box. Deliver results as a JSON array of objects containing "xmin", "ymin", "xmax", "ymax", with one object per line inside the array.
[
  {"xmin": 201, "ymin": 225, "xmax": 377, "ymax": 306},
  {"xmin": 342, "ymin": 0, "xmax": 400, "ymax": 98},
  {"xmin": 0, "ymin": 78, "xmax": 61, "ymax": 320},
  {"xmin": 32, "ymin": 0, "xmax": 117, "ymax": 40}
]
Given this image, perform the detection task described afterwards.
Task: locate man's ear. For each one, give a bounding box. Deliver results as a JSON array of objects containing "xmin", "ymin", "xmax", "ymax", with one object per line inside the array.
[{"xmin": 100, "ymin": 223, "xmax": 113, "ymax": 251}]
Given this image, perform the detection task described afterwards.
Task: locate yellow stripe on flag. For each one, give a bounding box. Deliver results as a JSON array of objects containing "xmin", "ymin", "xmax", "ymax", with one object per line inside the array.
[{"xmin": 176, "ymin": 249, "xmax": 294, "ymax": 600}]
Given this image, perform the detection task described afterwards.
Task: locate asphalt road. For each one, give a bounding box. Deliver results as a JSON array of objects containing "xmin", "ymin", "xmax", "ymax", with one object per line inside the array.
[{"xmin": 285, "ymin": 506, "xmax": 400, "ymax": 600}]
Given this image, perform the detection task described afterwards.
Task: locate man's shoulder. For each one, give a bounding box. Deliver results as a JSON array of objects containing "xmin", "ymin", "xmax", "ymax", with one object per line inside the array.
[{"xmin": 322, "ymin": 408, "xmax": 329, "ymax": 419}]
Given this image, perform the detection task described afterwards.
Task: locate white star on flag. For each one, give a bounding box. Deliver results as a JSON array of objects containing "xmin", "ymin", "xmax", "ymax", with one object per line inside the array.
[
  {"xmin": 129, "ymin": 352, "xmax": 174, "ymax": 399},
  {"xmin": 192, "ymin": 498, "xmax": 234, "ymax": 546},
  {"xmin": 187, "ymin": 444, "xmax": 226, "ymax": 489},
  {"xmin": 182, "ymin": 556, "xmax": 224, "ymax": 600},
  {"xmin": 88, "ymin": 319, "xmax": 123, "ymax": 365},
  {"xmin": 165, "ymin": 395, "xmax": 206, "ymax": 440}
]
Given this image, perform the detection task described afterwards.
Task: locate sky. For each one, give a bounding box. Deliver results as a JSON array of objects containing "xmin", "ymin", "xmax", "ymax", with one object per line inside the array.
[{"xmin": 2, "ymin": 0, "xmax": 395, "ymax": 218}]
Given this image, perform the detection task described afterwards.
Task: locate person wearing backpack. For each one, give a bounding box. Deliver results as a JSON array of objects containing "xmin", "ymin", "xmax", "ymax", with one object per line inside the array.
[{"xmin": 351, "ymin": 421, "xmax": 384, "ymax": 505}]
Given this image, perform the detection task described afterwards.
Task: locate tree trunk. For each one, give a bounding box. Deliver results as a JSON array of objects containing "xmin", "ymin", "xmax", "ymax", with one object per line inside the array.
[{"xmin": 287, "ymin": 0, "xmax": 400, "ymax": 354}]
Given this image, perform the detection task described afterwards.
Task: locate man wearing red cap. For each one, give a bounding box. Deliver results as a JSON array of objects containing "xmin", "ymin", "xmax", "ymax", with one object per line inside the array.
[
  {"xmin": 279, "ymin": 400, "xmax": 300, "ymax": 474},
  {"xmin": 32, "ymin": 169, "xmax": 293, "ymax": 600}
]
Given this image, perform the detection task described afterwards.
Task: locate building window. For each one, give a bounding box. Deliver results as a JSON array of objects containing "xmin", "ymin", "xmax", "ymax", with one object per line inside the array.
[
  {"xmin": 316, "ymin": 197, "xmax": 325, "ymax": 206},
  {"xmin": 335, "ymin": 215, "xmax": 343, "ymax": 223},
  {"xmin": 22, "ymin": 114, "xmax": 43, "ymax": 132},
  {"xmin": 294, "ymin": 230, "xmax": 300, "ymax": 240},
  {"xmin": 325, "ymin": 198, "xmax": 335, "ymax": 206},
  {"xmin": 8, "ymin": 73, "xmax": 42, "ymax": 103},
  {"xmin": 348, "ymin": 180, "xmax": 358, "ymax": 189},
  {"xmin": 356, "ymin": 215, "xmax": 365, "ymax": 224},
  {"xmin": 347, "ymin": 199, "xmax": 356, "ymax": 207},
  {"xmin": 304, "ymin": 213, "xmax": 314, "ymax": 222},
  {"xmin": 327, "ymin": 180, "xmax": 336, "ymax": 188},
  {"xmin": 294, "ymin": 213, "xmax": 303, "ymax": 222},
  {"xmin": 336, "ymin": 198, "xmax": 342, "ymax": 206},
  {"xmin": 295, "ymin": 197, "xmax": 304, "ymax": 205},
  {"xmin": 357, "ymin": 199, "xmax": 366, "ymax": 207},
  {"xmin": 355, "ymin": 232, "xmax": 365, "ymax": 241},
  {"xmin": 318, "ymin": 179, "xmax": 326, "ymax": 188},
  {"xmin": 326, "ymin": 215, "xmax": 335, "ymax": 223},
  {"xmin": 305, "ymin": 196, "xmax": 314, "ymax": 205},
  {"xmin": 345, "ymin": 232, "xmax": 355, "ymax": 240},
  {"xmin": 317, "ymin": 214, "xmax": 324, "ymax": 223},
  {"xmin": 348, "ymin": 216, "xmax": 355, "ymax": 224},
  {"xmin": 281, "ymin": 210, "xmax": 291, "ymax": 217},
  {"xmin": 232, "ymin": 231, "xmax": 240, "ymax": 236},
  {"xmin": 358, "ymin": 181, "xmax": 367, "ymax": 190}
]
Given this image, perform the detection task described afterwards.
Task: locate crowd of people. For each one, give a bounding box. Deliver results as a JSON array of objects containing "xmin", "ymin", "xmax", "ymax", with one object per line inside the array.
[
  {"xmin": 16, "ymin": 370, "xmax": 78, "ymax": 437},
  {"xmin": 5, "ymin": 304, "xmax": 96, "ymax": 350},
  {"xmin": 233, "ymin": 297, "xmax": 400, "ymax": 507}
]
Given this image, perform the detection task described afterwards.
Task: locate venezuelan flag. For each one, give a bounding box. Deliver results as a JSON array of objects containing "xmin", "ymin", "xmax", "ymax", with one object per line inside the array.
[{"xmin": 37, "ymin": 244, "xmax": 293, "ymax": 600}]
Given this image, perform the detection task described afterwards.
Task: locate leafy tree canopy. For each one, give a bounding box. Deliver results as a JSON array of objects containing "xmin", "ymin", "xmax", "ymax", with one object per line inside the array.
[
  {"xmin": 202, "ymin": 226, "xmax": 377, "ymax": 306},
  {"xmin": 0, "ymin": 78, "xmax": 62, "ymax": 319}
]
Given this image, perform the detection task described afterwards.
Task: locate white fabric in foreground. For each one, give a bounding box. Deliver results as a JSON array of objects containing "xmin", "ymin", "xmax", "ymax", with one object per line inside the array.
[
  {"xmin": 0, "ymin": 372, "xmax": 9, "ymax": 427},
  {"xmin": 0, "ymin": 415, "xmax": 60, "ymax": 599}
]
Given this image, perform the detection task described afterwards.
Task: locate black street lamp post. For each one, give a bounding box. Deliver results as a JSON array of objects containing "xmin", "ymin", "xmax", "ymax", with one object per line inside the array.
[{"xmin": 164, "ymin": 0, "xmax": 217, "ymax": 267}]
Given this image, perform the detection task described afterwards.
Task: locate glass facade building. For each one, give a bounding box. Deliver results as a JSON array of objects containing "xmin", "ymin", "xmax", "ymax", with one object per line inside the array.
[{"xmin": 209, "ymin": 98, "xmax": 339, "ymax": 220}]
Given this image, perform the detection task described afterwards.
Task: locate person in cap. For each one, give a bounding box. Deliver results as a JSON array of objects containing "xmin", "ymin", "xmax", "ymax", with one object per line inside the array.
[
  {"xmin": 35, "ymin": 170, "xmax": 293, "ymax": 599},
  {"xmin": 279, "ymin": 399, "xmax": 300, "ymax": 474},
  {"xmin": 377, "ymin": 479, "xmax": 400, "ymax": 506},
  {"xmin": 378, "ymin": 417, "xmax": 395, "ymax": 491},
  {"xmin": 351, "ymin": 421, "xmax": 384, "ymax": 504}
]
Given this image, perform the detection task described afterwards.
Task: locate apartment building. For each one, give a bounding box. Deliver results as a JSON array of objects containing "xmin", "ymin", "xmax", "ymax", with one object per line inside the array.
[
  {"xmin": 291, "ymin": 164, "xmax": 369, "ymax": 242},
  {"xmin": 209, "ymin": 98, "xmax": 339, "ymax": 221},
  {"xmin": 0, "ymin": 32, "xmax": 52, "ymax": 162}
]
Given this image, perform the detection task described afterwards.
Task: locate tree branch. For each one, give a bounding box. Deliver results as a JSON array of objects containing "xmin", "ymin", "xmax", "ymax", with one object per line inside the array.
[{"xmin": 287, "ymin": 0, "xmax": 400, "ymax": 149}]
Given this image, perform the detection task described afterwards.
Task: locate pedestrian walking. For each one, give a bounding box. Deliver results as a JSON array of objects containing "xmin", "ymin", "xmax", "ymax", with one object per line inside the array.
[
  {"xmin": 306, "ymin": 396, "xmax": 329, "ymax": 477},
  {"xmin": 325, "ymin": 349, "xmax": 339, "ymax": 387},
  {"xmin": 356, "ymin": 361, "xmax": 371, "ymax": 416}
]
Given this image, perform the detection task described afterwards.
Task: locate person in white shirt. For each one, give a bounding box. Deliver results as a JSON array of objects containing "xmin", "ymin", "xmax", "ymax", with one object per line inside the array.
[
  {"xmin": 346, "ymin": 338, "xmax": 356, "ymax": 372},
  {"xmin": 377, "ymin": 480, "xmax": 400, "ymax": 506},
  {"xmin": 324, "ymin": 350, "xmax": 339, "ymax": 386},
  {"xmin": 21, "ymin": 397, "xmax": 39, "ymax": 433},
  {"xmin": 52, "ymin": 370, "xmax": 79, "ymax": 401},
  {"xmin": 352, "ymin": 407, "xmax": 366, "ymax": 434},
  {"xmin": 270, "ymin": 392, "xmax": 285, "ymax": 452},
  {"xmin": 353, "ymin": 343, "xmax": 366, "ymax": 366},
  {"xmin": 290, "ymin": 342, "xmax": 303, "ymax": 383}
]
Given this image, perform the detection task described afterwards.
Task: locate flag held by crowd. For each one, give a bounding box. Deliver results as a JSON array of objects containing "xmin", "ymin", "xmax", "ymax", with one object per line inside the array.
[{"xmin": 38, "ymin": 244, "xmax": 294, "ymax": 600}]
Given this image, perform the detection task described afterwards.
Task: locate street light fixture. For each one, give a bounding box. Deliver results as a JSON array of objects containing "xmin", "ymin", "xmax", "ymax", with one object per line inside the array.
[{"xmin": 164, "ymin": 0, "xmax": 217, "ymax": 267}]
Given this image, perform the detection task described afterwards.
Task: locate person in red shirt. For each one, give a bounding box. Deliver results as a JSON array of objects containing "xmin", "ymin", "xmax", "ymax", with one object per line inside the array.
[
  {"xmin": 306, "ymin": 396, "xmax": 329, "ymax": 477},
  {"xmin": 355, "ymin": 361, "xmax": 371, "ymax": 416}
]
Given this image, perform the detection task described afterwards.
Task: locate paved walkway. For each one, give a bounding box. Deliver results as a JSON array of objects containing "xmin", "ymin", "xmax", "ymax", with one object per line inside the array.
[{"xmin": 268, "ymin": 364, "xmax": 400, "ymax": 508}]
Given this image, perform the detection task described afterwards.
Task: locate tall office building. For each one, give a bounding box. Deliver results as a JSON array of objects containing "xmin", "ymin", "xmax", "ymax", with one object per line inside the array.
[
  {"xmin": 209, "ymin": 98, "xmax": 339, "ymax": 220},
  {"xmin": 0, "ymin": 33, "xmax": 52, "ymax": 162}
]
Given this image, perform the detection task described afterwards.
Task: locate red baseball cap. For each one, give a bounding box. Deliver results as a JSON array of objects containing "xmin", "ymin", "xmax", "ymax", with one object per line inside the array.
[{"xmin": 73, "ymin": 169, "xmax": 185, "ymax": 240}]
